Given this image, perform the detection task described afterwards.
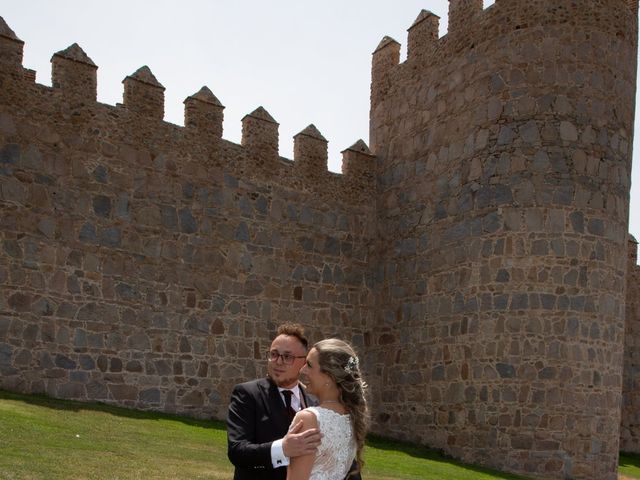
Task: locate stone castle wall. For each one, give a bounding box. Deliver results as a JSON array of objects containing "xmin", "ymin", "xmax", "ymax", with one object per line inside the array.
[
  {"xmin": 622, "ymin": 236, "xmax": 640, "ymax": 452},
  {"xmin": 368, "ymin": 1, "xmax": 637, "ymax": 479},
  {"xmin": 0, "ymin": 22, "xmax": 376, "ymax": 419},
  {"xmin": 0, "ymin": 1, "xmax": 639, "ymax": 479}
]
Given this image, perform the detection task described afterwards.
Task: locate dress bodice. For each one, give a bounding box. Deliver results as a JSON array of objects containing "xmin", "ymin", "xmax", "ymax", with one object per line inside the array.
[{"xmin": 305, "ymin": 406, "xmax": 356, "ymax": 480}]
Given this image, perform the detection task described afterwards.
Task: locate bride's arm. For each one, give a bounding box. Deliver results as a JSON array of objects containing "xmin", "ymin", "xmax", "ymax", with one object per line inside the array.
[{"xmin": 286, "ymin": 410, "xmax": 318, "ymax": 480}]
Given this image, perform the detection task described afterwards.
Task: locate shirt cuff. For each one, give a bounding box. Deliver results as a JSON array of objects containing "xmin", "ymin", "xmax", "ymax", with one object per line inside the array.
[{"xmin": 271, "ymin": 439, "xmax": 290, "ymax": 468}]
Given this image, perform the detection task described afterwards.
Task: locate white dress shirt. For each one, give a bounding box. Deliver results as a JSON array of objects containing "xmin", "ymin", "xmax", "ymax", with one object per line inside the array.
[{"xmin": 271, "ymin": 383, "xmax": 305, "ymax": 468}]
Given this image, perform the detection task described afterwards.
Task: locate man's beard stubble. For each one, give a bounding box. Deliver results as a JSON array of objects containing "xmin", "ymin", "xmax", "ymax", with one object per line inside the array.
[{"xmin": 267, "ymin": 369, "xmax": 300, "ymax": 388}]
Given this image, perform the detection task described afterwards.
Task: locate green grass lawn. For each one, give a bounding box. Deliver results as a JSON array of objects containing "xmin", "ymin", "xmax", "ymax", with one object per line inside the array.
[
  {"xmin": 620, "ymin": 453, "xmax": 640, "ymax": 479},
  {"xmin": 0, "ymin": 389, "xmax": 638, "ymax": 480}
]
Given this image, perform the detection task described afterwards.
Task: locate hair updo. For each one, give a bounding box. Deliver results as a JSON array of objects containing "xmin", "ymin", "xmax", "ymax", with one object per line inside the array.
[{"xmin": 314, "ymin": 338, "xmax": 369, "ymax": 475}]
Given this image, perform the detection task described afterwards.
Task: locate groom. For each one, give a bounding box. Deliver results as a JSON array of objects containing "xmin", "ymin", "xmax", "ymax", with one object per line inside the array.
[{"xmin": 227, "ymin": 323, "xmax": 322, "ymax": 480}]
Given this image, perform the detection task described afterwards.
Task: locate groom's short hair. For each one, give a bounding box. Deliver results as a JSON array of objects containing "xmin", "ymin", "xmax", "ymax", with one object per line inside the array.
[{"xmin": 276, "ymin": 323, "xmax": 308, "ymax": 351}]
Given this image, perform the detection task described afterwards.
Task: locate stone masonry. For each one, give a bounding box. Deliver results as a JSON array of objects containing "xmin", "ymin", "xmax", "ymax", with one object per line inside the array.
[
  {"xmin": 0, "ymin": 20, "xmax": 376, "ymax": 419},
  {"xmin": 623, "ymin": 236, "xmax": 640, "ymax": 452},
  {"xmin": 0, "ymin": 1, "xmax": 639, "ymax": 479},
  {"xmin": 368, "ymin": 1, "xmax": 638, "ymax": 479}
]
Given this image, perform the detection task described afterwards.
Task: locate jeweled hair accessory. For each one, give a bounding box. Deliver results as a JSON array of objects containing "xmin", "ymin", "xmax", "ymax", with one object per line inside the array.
[{"xmin": 344, "ymin": 355, "xmax": 359, "ymax": 375}]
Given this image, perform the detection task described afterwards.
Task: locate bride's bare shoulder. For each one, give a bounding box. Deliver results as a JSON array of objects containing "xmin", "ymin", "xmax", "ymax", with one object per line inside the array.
[{"xmin": 293, "ymin": 408, "xmax": 319, "ymax": 428}]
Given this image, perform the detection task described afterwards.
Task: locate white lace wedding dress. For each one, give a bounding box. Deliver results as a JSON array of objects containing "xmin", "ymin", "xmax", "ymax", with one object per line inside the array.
[{"xmin": 305, "ymin": 406, "xmax": 356, "ymax": 480}]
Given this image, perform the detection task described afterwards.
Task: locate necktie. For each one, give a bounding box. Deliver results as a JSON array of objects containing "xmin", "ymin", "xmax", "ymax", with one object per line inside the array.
[{"xmin": 282, "ymin": 390, "xmax": 296, "ymax": 424}]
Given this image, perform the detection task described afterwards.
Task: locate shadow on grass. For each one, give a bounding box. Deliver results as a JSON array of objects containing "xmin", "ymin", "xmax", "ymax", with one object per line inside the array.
[
  {"xmin": 367, "ymin": 435, "xmax": 531, "ymax": 480},
  {"xmin": 620, "ymin": 451, "xmax": 640, "ymax": 470},
  {"xmin": 0, "ymin": 388, "xmax": 227, "ymax": 431},
  {"xmin": 367, "ymin": 434, "xmax": 452, "ymax": 461}
]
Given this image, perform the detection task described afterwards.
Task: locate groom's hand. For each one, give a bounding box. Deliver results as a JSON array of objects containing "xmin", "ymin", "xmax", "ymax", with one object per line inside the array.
[{"xmin": 282, "ymin": 420, "xmax": 322, "ymax": 458}]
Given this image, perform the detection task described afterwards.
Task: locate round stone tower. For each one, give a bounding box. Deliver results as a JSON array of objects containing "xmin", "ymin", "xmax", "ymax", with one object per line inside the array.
[{"xmin": 368, "ymin": 1, "xmax": 638, "ymax": 478}]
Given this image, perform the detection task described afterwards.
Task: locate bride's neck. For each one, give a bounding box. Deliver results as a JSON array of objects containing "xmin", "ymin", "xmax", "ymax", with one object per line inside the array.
[{"xmin": 317, "ymin": 395, "xmax": 340, "ymax": 404}]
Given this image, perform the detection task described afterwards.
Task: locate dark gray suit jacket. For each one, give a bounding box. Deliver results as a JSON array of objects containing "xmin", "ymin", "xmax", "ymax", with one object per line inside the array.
[{"xmin": 227, "ymin": 378, "xmax": 315, "ymax": 480}]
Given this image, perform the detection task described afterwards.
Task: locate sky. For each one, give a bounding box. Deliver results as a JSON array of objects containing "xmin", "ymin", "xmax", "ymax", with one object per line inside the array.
[{"xmin": 2, "ymin": 0, "xmax": 639, "ymax": 258}]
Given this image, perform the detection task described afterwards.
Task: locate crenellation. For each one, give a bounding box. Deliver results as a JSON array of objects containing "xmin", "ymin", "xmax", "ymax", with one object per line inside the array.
[
  {"xmin": 0, "ymin": 16, "xmax": 18, "ymax": 40},
  {"xmin": 293, "ymin": 124, "xmax": 328, "ymax": 176},
  {"xmin": 630, "ymin": 235, "xmax": 638, "ymax": 265},
  {"xmin": 447, "ymin": 0, "xmax": 484, "ymax": 36},
  {"xmin": 369, "ymin": 1, "xmax": 638, "ymax": 479},
  {"xmin": 122, "ymin": 66, "xmax": 165, "ymax": 120},
  {"xmin": 183, "ymin": 86, "xmax": 224, "ymax": 140},
  {"xmin": 241, "ymin": 106, "xmax": 279, "ymax": 168},
  {"xmin": 0, "ymin": 5, "xmax": 639, "ymax": 480},
  {"xmin": 0, "ymin": 15, "xmax": 370, "ymax": 202},
  {"xmin": 370, "ymin": 36, "xmax": 400, "ymax": 149},
  {"xmin": 23, "ymin": 68, "xmax": 35, "ymax": 83},
  {"xmin": 0, "ymin": 16, "xmax": 24, "ymax": 74},
  {"xmin": 407, "ymin": 10, "xmax": 440, "ymax": 62},
  {"xmin": 341, "ymin": 139, "xmax": 375, "ymax": 193},
  {"xmin": 0, "ymin": 15, "xmax": 371, "ymax": 202},
  {"xmin": 51, "ymin": 43, "xmax": 97, "ymax": 102}
]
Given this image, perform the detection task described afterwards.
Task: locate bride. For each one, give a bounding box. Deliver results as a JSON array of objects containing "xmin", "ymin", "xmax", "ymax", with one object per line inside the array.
[{"xmin": 286, "ymin": 338, "xmax": 368, "ymax": 480}]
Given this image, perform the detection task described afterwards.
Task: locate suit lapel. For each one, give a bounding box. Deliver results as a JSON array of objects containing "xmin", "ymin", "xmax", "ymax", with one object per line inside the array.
[{"xmin": 258, "ymin": 378, "xmax": 289, "ymax": 437}]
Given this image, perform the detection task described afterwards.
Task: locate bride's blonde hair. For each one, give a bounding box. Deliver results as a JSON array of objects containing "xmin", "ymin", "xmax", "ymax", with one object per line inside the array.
[{"xmin": 314, "ymin": 338, "xmax": 369, "ymax": 475}]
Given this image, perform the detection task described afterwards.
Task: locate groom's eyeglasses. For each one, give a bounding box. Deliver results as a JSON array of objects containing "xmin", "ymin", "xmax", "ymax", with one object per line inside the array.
[{"xmin": 267, "ymin": 350, "xmax": 306, "ymax": 365}]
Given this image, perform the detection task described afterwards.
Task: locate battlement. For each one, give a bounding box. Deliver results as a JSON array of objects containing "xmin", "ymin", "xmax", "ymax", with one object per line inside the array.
[
  {"xmin": 0, "ymin": 17, "xmax": 374, "ymax": 202},
  {"xmin": 184, "ymin": 86, "xmax": 224, "ymax": 139},
  {"xmin": 370, "ymin": 0, "xmax": 639, "ymax": 137},
  {"xmin": 51, "ymin": 43, "xmax": 97, "ymax": 102},
  {"xmin": 0, "ymin": 16, "xmax": 25, "ymax": 75},
  {"xmin": 1, "ymin": 4, "xmax": 639, "ymax": 480},
  {"xmin": 368, "ymin": 1, "xmax": 638, "ymax": 478}
]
